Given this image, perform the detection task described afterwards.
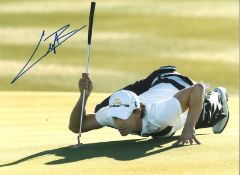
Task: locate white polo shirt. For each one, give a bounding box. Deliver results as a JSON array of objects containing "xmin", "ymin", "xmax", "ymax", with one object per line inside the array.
[{"xmin": 95, "ymin": 83, "xmax": 189, "ymax": 137}]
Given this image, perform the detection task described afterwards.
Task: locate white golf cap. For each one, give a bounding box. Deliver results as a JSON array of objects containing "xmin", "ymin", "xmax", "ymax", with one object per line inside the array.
[{"xmin": 108, "ymin": 90, "xmax": 140, "ymax": 120}]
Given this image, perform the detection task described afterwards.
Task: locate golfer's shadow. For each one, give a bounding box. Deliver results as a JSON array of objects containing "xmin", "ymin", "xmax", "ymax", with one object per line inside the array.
[{"xmin": 0, "ymin": 136, "xmax": 185, "ymax": 166}]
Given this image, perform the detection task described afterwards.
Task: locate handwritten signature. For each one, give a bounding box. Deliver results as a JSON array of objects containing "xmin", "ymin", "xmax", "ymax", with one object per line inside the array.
[{"xmin": 11, "ymin": 24, "xmax": 86, "ymax": 84}]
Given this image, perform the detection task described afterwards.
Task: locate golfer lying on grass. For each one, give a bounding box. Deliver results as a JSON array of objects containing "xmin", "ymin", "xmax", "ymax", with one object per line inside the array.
[{"xmin": 69, "ymin": 66, "xmax": 229, "ymax": 146}]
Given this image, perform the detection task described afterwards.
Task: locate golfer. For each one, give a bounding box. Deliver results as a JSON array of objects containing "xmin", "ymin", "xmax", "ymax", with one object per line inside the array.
[{"xmin": 69, "ymin": 66, "xmax": 229, "ymax": 146}]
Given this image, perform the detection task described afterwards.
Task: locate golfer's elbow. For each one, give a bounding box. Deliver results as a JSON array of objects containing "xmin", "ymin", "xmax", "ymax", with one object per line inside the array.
[
  {"xmin": 69, "ymin": 105, "xmax": 87, "ymax": 133},
  {"xmin": 190, "ymin": 83, "xmax": 205, "ymax": 106},
  {"xmin": 68, "ymin": 124, "xmax": 79, "ymax": 134}
]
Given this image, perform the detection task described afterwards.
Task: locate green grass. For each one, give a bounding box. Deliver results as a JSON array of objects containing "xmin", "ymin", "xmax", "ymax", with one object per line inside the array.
[
  {"xmin": 1, "ymin": 58, "xmax": 238, "ymax": 94},
  {"xmin": 0, "ymin": 0, "xmax": 238, "ymax": 94},
  {"xmin": 0, "ymin": 92, "xmax": 238, "ymax": 175}
]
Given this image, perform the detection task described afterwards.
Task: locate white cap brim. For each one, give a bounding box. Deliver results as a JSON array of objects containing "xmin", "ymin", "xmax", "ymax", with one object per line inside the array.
[
  {"xmin": 108, "ymin": 90, "xmax": 140, "ymax": 120},
  {"xmin": 108, "ymin": 106, "xmax": 133, "ymax": 120}
]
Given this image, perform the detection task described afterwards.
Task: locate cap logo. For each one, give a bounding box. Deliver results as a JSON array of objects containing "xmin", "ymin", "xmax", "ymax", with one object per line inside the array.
[
  {"xmin": 110, "ymin": 98, "xmax": 130, "ymax": 108},
  {"xmin": 114, "ymin": 98, "xmax": 122, "ymax": 106}
]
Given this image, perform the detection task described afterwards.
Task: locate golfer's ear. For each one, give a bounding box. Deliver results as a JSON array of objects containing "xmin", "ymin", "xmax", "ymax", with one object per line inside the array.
[{"xmin": 135, "ymin": 108, "xmax": 142, "ymax": 117}]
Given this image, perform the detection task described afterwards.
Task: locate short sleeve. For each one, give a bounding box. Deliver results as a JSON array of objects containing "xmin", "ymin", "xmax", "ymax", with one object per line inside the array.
[
  {"xmin": 149, "ymin": 98, "xmax": 182, "ymax": 127},
  {"xmin": 95, "ymin": 106, "xmax": 116, "ymax": 128}
]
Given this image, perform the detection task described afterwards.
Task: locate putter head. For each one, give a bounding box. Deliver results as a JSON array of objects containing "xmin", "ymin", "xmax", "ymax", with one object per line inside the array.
[
  {"xmin": 72, "ymin": 143, "xmax": 84, "ymax": 148},
  {"xmin": 71, "ymin": 135, "xmax": 84, "ymax": 148}
]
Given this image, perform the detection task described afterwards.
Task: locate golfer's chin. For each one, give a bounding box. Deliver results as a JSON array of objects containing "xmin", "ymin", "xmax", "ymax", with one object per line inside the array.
[{"xmin": 119, "ymin": 130, "xmax": 129, "ymax": 136}]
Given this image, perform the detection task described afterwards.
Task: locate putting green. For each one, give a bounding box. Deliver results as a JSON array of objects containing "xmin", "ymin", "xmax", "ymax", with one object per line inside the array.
[{"xmin": 0, "ymin": 92, "xmax": 238, "ymax": 175}]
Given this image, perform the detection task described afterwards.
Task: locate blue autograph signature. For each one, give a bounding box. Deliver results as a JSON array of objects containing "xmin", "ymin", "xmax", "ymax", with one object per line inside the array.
[{"xmin": 11, "ymin": 24, "xmax": 86, "ymax": 84}]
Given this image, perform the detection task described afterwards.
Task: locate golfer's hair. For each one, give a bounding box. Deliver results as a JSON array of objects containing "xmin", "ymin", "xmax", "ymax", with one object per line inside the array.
[{"xmin": 133, "ymin": 103, "xmax": 145, "ymax": 119}]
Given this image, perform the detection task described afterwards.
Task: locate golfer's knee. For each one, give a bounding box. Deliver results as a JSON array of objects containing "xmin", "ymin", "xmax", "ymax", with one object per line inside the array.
[
  {"xmin": 190, "ymin": 83, "xmax": 205, "ymax": 105},
  {"xmin": 174, "ymin": 83, "xmax": 204, "ymax": 112},
  {"xmin": 193, "ymin": 83, "xmax": 204, "ymax": 97}
]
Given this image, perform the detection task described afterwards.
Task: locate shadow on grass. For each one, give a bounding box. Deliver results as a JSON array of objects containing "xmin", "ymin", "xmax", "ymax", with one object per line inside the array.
[{"xmin": 0, "ymin": 136, "xmax": 185, "ymax": 166}]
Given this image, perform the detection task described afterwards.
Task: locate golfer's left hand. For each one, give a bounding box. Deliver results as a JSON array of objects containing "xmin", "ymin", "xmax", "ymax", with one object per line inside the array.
[
  {"xmin": 172, "ymin": 127, "xmax": 201, "ymax": 146},
  {"xmin": 79, "ymin": 73, "xmax": 93, "ymax": 97}
]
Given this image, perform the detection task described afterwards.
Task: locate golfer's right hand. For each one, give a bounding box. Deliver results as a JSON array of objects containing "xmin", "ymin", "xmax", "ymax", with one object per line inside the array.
[{"xmin": 79, "ymin": 73, "xmax": 93, "ymax": 97}]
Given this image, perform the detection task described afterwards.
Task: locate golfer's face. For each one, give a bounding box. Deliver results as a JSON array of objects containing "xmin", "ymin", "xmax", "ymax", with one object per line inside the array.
[{"xmin": 113, "ymin": 113, "xmax": 138, "ymax": 136}]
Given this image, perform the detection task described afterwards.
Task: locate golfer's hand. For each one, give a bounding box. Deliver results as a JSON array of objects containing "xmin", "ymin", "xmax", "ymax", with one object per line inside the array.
[
  {"xmin": 79, "ymin": 73, "xmax": 93, "ymax": 97},
  {"xmin": 172, "ymin": 127, "xmax": 201, "ymax": 146}
]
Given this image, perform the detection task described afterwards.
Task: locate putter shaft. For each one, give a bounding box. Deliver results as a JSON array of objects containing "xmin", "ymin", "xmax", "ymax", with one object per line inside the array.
[
  {"xmin": 77, "ymin": 44, "xmax": 91, "ymax": 144},
  {"xmin": 76, "ymin": 2, "xmax": 96, "ymax": 146}
]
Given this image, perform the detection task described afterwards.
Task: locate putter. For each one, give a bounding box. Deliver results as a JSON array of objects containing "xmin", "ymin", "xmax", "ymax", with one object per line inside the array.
[{"xmin": 72, "ymin": 2, "xmax": 96, "ymax": 149}]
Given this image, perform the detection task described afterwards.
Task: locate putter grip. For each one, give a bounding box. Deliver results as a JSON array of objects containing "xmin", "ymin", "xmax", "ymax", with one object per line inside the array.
[{"xmin": 88, "ymin": 2, "xmax": 96, "ymax": 45}]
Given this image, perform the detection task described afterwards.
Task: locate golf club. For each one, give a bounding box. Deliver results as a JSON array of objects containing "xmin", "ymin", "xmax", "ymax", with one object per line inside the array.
[{"xmin": 72, "ymin": 2, "xmax": 96, "ymax": 149}]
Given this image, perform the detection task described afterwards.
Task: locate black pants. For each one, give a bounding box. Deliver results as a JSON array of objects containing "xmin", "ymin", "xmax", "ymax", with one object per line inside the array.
[{"xmin": 94, "ymin": 67, "xmax": 224, "ymax": 129}]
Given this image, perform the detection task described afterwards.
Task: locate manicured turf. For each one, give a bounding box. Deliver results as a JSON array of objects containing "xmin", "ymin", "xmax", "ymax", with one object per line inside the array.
[{"xmin": 0, "ymin": 92, "xmax": 238, "ymax": 175}]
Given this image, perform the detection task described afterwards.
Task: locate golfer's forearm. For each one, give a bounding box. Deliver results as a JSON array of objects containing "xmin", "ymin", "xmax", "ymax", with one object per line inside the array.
[
  {"xmin": 73, "ymin": 94, "xmax": 88, "ymax": 119},
  {"xmin": 184, "ymin": 105, "xmax": 202, "ymax": 129},
  {"xmin": 69, "ymin": 94, "xmax": 89, "ymax": 133},
  {"xmin": 184, "ymin": 84, "xmax": 204, "ymax": 129}
]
